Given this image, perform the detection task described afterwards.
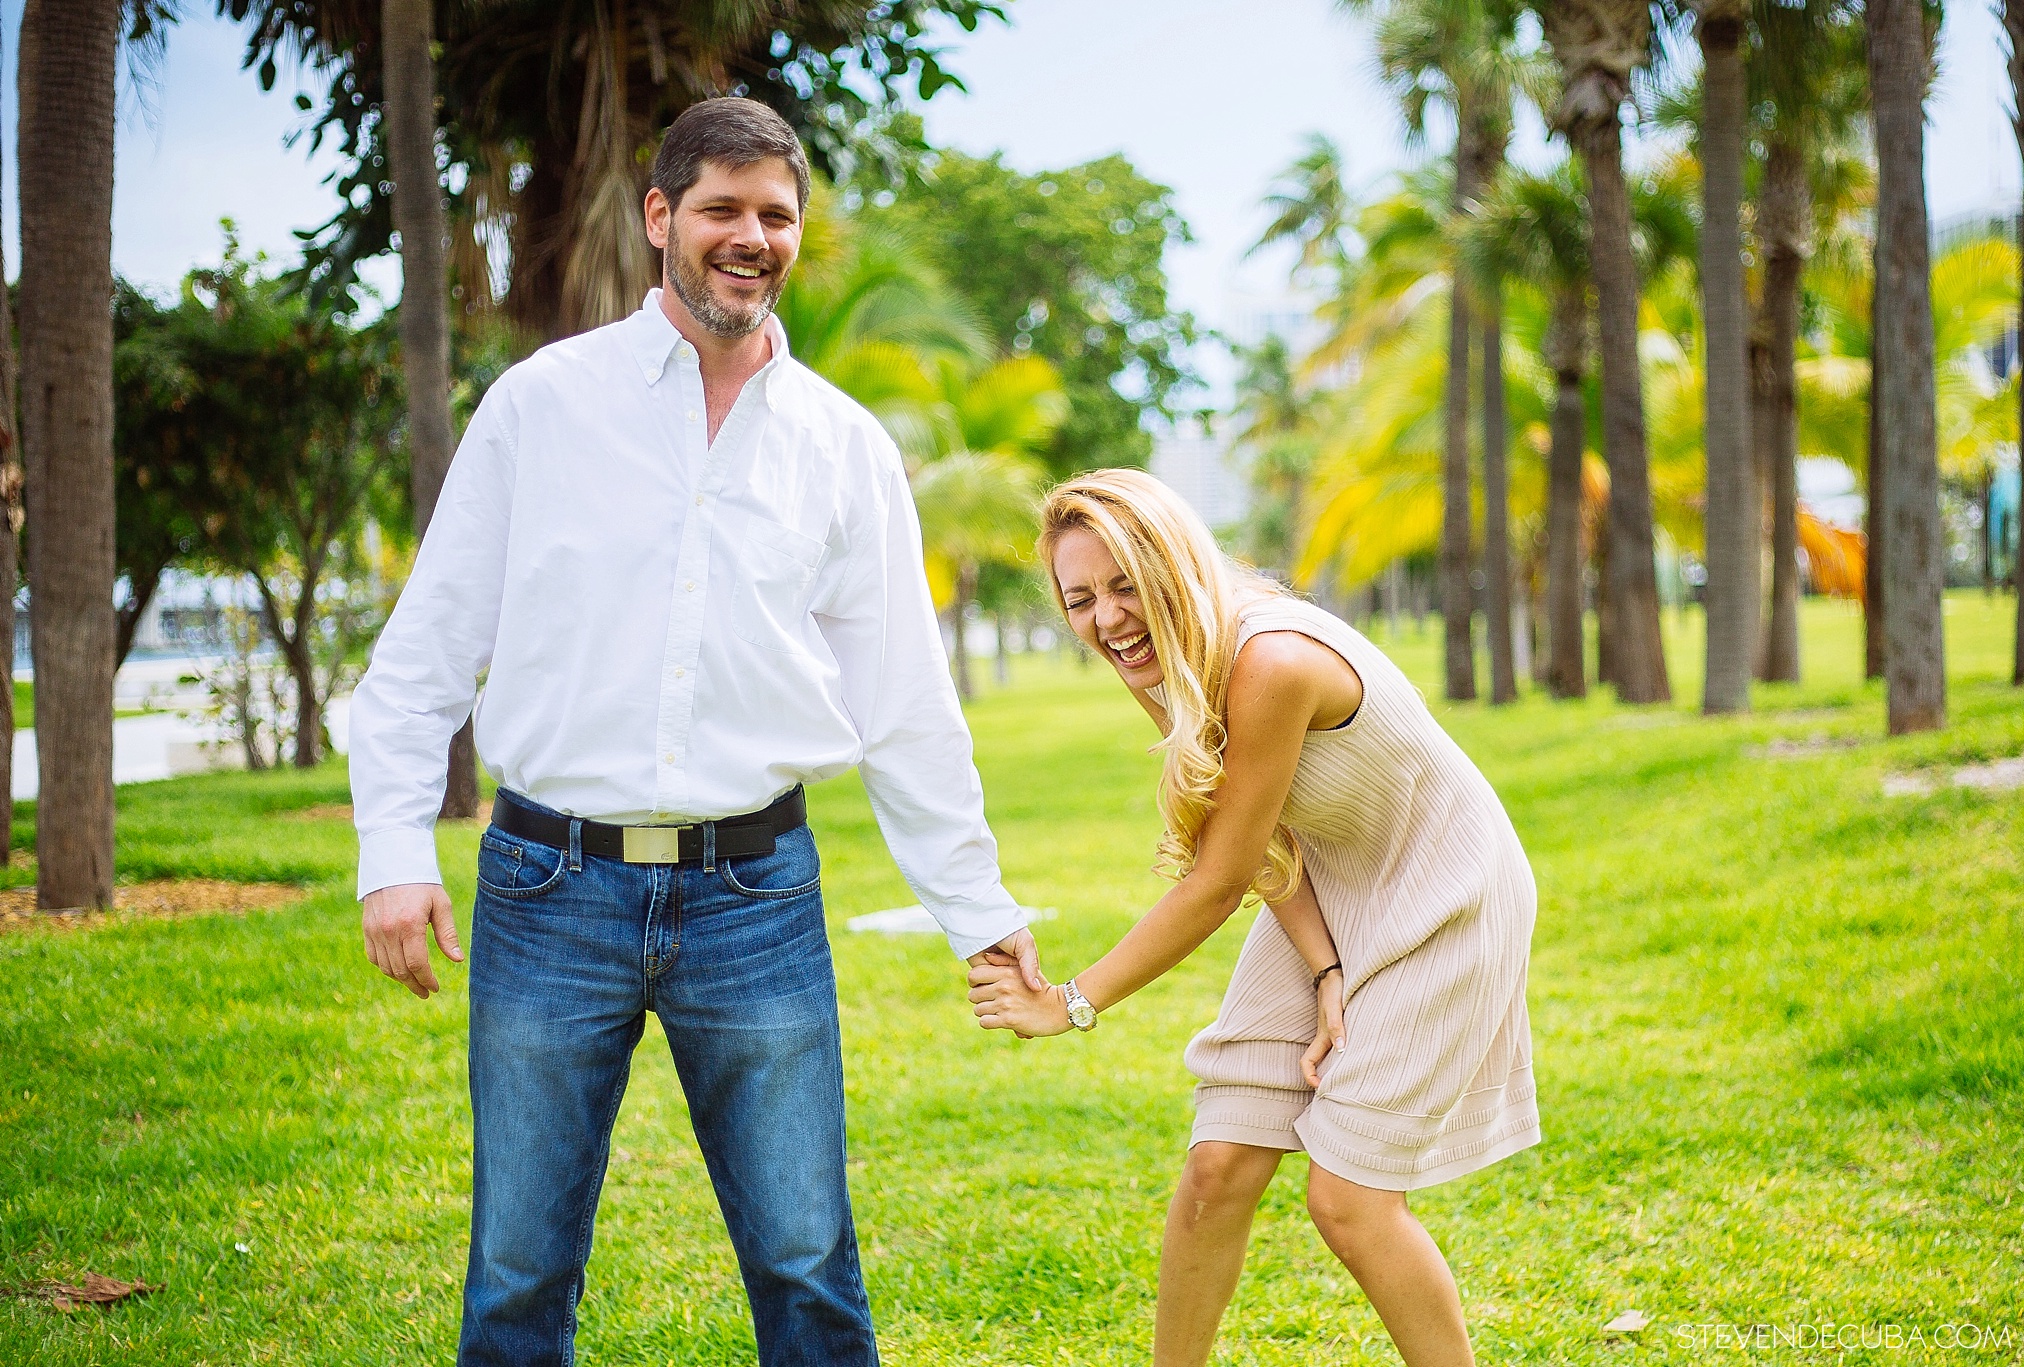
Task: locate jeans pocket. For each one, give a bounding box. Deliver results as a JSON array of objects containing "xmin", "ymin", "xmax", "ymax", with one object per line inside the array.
[
  {"xmin": 475, "ymin": 828, "xmax": 570, "ymax": 900},
  {"xmin": 716, "ymin": 828, "xmax": 822, "ymax": 901}
]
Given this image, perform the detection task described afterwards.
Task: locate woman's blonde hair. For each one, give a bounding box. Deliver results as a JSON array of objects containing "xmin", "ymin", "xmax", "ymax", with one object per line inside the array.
[{"xmin": 1038, "ymin": 468, "xmax": 1301, "ymax": 904}]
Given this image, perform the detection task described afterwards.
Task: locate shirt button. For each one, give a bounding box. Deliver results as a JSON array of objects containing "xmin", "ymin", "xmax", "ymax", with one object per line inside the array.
[
  {"xmin": 685, "ymin": 580, "xmax": 696, "ymax": 592},
  {"xmin": 662, "ymin": 752, "xmax": 676, "ymax": 763},
  {"xmin": 674, "ymin": 668, "xmax": 686, "ymax": 679},
  {"xmin": 694, "ymin": 495, "xmax": 705, "ymax": 506},
  {"xmin": 687, "ymin": 410, "xmax": 700, "ymax": 422}
]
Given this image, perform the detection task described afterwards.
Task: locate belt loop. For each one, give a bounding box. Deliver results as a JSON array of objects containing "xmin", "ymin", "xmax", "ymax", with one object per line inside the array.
[
  {"xmin": 702, "ymin": 821, "xmax": 717, "ymax": 873},
  {"xmin": 568, "ymin": 818, "xmax": 583, "ymax": 873}
]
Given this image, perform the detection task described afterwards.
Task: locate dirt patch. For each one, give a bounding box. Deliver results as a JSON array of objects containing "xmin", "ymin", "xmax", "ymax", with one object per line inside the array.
[
  {"xmin": 278, "ymin": 803, "xmax": 353, "ymax": 822},
  {"xmin": 1747, "ymin": 735, "xmax": 1866, "ymax": 758},
  {"xmin": 0, "ymin": 879, "xmax": 310, "ymax": 934},
  {"xmin": 1884, "ymin": 756, "xmax": 2024, "ymax": 798}
]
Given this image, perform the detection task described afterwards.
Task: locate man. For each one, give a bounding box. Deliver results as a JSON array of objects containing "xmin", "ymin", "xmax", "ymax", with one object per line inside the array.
[{"xmin": 349, "ymin": 97, "xmax": 1042, "ymax": 1367}]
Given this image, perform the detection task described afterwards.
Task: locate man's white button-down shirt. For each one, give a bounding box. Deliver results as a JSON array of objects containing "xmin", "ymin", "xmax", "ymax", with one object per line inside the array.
[{"xmin": 349, "ymin": 291, "xmax": 1025, "ymax": 957}]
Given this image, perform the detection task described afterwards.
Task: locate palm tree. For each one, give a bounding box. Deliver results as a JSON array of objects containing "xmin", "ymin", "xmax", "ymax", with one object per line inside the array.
[
  {"xmin": 1252, "ymin": 134, "xmax": 1358, "ymax": 284},
  {"xmin": 0, "ymin": 20, "xmax": 19, "ymax": 866},
  {"xmin": 1749, "ymin": 0, "xmax": 1867, "ymax": 685},
  {"xmin": 1695, "ymin": 0, "xmax": 1756, "ymax": 714},
  {"xmin": 18, "ymin": 0, "xmax": 122, "ymax": 909},
  {"xmin": 1467, "ymin": 164, "xmax": 1592, "ymax": 699},
  {"xmin": 1343, "ymin": 0, "xmax": 1538, "ymax": 702},
  {"xmin": 909, "ymin": 357, "xmax": 1067, "ymax": 700},
  {"xmin": 379, "ymin": 0, "xmax": 477, "ymax": 816},
  {"xmin": 1534, "ymin": 0, "xmax": 1673, "ymax": 704},
  {"xmin": 1867, "ymin": 0, "xmax": 1944, "ymax": 733},
  {"xmin": 2005, "ymin": 0, "xmax": 2024, "ymax": 685}
]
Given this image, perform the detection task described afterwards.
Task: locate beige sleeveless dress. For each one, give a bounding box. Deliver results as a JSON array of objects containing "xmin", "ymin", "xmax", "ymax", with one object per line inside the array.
[{"xmin": 1180, "ymin": 595, "xmax": 1539, "ymax": 1191}]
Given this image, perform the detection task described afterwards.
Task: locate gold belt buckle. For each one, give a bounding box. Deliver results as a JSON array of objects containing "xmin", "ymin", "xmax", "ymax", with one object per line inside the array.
[{"xmin": 621, "ymin": 825, "xmax": 689, "ymax": 863}]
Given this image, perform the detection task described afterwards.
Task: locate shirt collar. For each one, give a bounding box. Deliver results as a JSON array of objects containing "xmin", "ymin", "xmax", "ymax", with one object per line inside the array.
[{"xmin": 628, "ymin": 289, "xmax": 791, "ymax": 408}]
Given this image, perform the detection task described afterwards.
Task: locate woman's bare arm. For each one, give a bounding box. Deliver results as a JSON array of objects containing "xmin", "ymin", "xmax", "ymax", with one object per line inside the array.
[
  {"xmin": 1265, "ymin": 871, "xmax": 1336, "ymax": 978},
  {"xmin": 1074, "ymin": 633, "xmax": 1331, "ymax": 1012}
]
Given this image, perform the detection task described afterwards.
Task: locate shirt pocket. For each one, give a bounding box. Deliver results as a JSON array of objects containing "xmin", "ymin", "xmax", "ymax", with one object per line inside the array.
[{"xmin": 731, "ymin": 515, "xmax": 826, "ymax": 653}]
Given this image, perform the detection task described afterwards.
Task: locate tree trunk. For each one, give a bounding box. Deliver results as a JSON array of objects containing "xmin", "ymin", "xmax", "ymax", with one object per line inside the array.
[
  {"xmin": 114, "ymin": 557, "xmax": 172, "ymax": 668},
  {"xmin": 1869, "ymin": 0, "xmax": 1945, "ymax": 734},
  {"xmin": 1482, "ymin": 289, "xmax": 1516, "ymax": 704},
  {"xmin": 1698, "ymin": 6, "xmax": 1756, "ymax": 714},
  {"xmin": 385, "ymin": 0, "xmax": 478, "ymax": 817},
  {"xmin": 19, "ymin": 0, "xmax": 121, "ymax": 910},
  {"xmin": 1754, "ymin": 139, "xmax": 1809, "ymax": 684},
  {"xmin": 1864, "ymin": 283, "xmax": 1886, "ymax": 681},
  {"xmin": 1578, "ymin": 120, "xmax": 1671, "ymax": 703},
  {"xmin": 0, "ymin": 19, "xmax": 19, "ymax": 868},
  {"xmin": 2007, "ymin": 0, "xmax": 2024, "ymax": 686},
  {"xmin": 1442, "ymin": 221, "xmax": 1477, "ymax": 702},
  {"xmin": 952, "ymin": 563, "xmax": 976, "ymax": 701},
  {"xmin": 1546, "ymin": 343, "xmax": 1589, "ymax": 700}
]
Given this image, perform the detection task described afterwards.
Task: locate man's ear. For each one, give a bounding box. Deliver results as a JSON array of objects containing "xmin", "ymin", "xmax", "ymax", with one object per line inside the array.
[{"xmin": 643, "ymin": 187, "xmax": 673, "ymax": 250}]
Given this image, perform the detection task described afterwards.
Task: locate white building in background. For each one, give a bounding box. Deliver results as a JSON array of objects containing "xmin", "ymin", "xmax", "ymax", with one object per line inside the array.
[{"xmin": 1151, "ymin": 417, "xmax": 1250, "ymax": 532}]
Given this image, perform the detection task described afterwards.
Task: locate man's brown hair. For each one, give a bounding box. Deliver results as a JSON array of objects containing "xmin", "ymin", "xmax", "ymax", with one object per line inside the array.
[{"xmin": 650, "ymin": 97, "xmax": 811, "ymax": 214}]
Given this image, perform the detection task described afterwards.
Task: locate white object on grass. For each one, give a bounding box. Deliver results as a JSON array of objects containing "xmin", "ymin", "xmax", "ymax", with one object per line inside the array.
[{"xmin": 848, "ymin": 905, "xmax": 1059, "ymax": 934}]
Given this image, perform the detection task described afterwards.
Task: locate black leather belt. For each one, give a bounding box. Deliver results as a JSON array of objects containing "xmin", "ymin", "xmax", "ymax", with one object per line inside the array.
[{"xmin": 490, "ymin": 786, "xmax": 806, "ymax": 865}]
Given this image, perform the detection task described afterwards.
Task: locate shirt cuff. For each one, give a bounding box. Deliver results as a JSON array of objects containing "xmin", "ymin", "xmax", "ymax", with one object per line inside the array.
[
  {"xmin": 356, "ymin": 826, "xmax": 445, "ymax": 900},
  {"xmin": 931, "ymin": 890, "xmax": 1031, "ymax": 960}
]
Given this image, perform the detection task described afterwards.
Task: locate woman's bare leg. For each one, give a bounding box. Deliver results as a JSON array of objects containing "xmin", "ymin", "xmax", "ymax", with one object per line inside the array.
[
  {"xmin": 1152, "ymin": 1141, "xmax": 1286, "ymax": 1367},
  {"xmin": 1306, "ymin": 1163, "xmax": 1474, "ymax": 1367}
]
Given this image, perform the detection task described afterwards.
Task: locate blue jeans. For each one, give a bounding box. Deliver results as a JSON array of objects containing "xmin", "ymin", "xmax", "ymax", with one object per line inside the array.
[{"xmin": 459, "ymin": 792, "xmax": 877, "ymax": 1367}]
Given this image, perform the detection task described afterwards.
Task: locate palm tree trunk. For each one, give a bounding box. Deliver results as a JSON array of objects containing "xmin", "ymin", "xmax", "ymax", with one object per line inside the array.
[
  {"xmin": 384, "ymin": 0, "xmax": 479, "ymax": 817},
  {"xmin": 2007, "ymin": 0, "xmax": 2024, "ymax": 686},
  {"xmin": 952, "ymin": 563, "xmax": 976, "ymax": 701},
  {"xmin": 1577, "ymin": 118, "xmax": 1671, "ymax": 704},
  {"xmin": 1868, "ymin": 0, "xmax": 1945, "ymax": 734},
  {"xmin": 19, "ymin": 0, "xmax": 121, "ymax": 910},
  {"xmin": 1698, "ymin": 4, "xmax": 1755, "ymax": 714},
  {"xmin": 1442, "ymin": 218, "xmax": 1477, "ymax": 702},
  {"xmin": 0, "ymin": 19, "xmax": 20, "ymax": 867},
  {"xmin": 1865, "ymin": 311, "xmax": 1885, "ymax": 680},
  {"xmin": 1546, "ymin": 337, "xmax": 1589, "ymax": 701},
  {"xmin": 1481, "ymin": 288, "xmax": 1516, "ymax": 703},
  {"xmin": 1755, "ymin": 138, "xmax": 1809, "ymax": 684}
]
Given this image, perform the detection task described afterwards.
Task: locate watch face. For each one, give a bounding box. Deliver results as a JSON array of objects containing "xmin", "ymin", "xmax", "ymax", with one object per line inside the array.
[{"xmin": 1068, "ymin": 999, "xmax": 1096, "ymax": 1030}]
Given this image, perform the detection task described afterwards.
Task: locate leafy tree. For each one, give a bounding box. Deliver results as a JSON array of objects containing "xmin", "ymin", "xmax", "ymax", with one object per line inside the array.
[
  {"xmin": 112, "ymin": 245, "xmax": 403, "ymax": 766},
  {"xmin": 868, "ymin": 148, "xmax": 1196, "ymax": 478},
  {"xmin": 225, "ymin": 0, "xmax": 1007, "ymax": 340}
]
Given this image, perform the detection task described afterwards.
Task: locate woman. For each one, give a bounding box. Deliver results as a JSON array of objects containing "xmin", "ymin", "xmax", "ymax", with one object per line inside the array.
[{"xmin": 969, "ymin": 469, "xmax": 1537, "ymax": 1367}]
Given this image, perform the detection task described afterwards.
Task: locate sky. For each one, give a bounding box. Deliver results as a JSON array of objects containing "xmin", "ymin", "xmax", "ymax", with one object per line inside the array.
[{"xmin": 0, "ymin": 0, "xmax": 2018, "ymax": 403}]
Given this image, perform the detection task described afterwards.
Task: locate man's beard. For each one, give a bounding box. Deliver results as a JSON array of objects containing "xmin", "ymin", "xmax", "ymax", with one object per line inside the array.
[{"xmin": 667, "ymin": 243, "xmax": 785, "ymax": 339}]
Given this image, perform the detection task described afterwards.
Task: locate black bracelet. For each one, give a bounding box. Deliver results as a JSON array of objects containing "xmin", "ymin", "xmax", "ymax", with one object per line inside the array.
[{"xmin": 1312, "ymin": 961, "xmax": 1343, "ymax": 991}]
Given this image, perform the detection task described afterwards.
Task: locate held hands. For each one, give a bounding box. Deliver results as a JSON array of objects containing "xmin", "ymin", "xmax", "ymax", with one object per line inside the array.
[
  {"xmin": 968, "ymin": 957, "xmax": 1073, "ymax": 1037},
  {"xmin": 965, "ymin": 928, "xmax": 1060, "ymax": 1038},
  {"xmin": 1300, "ymin": 965, "xmax": 1347, "ymax": 1088},
  {"xmin": 362, "ymin": 883, "xmax": 465, "ymax": 999}
]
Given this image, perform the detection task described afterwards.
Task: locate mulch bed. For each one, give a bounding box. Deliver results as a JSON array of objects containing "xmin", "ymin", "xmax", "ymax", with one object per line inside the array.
[{"xmin": 0, "ymin": 879, "xmax": 310, "ymax": 934}]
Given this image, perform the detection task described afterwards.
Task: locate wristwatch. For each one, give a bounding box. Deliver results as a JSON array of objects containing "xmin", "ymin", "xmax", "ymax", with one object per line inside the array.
[{"xmin": 1062, "ymin": 978, "xmax": 1098, "ymax": 1032}]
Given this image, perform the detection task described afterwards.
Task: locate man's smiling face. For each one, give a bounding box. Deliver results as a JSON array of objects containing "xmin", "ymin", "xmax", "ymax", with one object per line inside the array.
[{"xmin": 650, "ymin": 157, "xmax": 803, "ymax": 339}]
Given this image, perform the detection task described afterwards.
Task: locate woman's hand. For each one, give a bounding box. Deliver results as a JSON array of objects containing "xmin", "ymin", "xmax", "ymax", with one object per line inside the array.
[
  {"xmin": 968, "ymin": 961, "xmax": 1073, "ymax": 1037},
  {"xmin": 1300, "ymin": 967, "xmax": 1346, "ymax": 1088}
]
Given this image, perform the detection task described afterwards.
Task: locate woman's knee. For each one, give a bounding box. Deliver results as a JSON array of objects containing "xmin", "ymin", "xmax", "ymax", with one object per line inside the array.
[
  {"xmin": 1306, "ymin": 1168, "xmax": 1408, "ymax": 1259},
  {"xmin": 1177, "ymin": 1141, "xmax": 1282, "ymax": 1212}
]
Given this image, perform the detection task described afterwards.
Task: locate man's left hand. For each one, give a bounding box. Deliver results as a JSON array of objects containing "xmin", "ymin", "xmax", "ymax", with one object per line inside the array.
[{"xmin": 966, "ymin": 926, "xmax": 1047, "ymax": 992}]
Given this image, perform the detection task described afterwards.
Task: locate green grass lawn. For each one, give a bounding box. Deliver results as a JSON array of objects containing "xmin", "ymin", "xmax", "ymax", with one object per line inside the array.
[{"xmin": 2, "ymin": 593, "xmax": 2020, "ymax": 1364}]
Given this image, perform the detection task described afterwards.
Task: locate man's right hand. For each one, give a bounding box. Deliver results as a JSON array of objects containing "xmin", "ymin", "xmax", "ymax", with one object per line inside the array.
[{"xmin": 362, "ymin": 883, "xmax": 465, "ymax": 999}]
